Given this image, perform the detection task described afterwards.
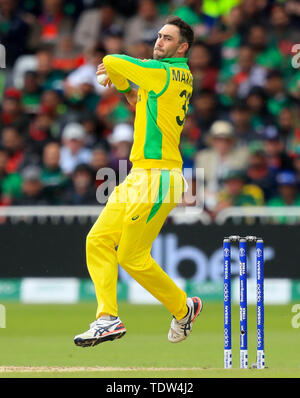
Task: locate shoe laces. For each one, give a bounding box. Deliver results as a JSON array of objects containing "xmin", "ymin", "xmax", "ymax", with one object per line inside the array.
[
  {"xmin": 173, "ymin": 305, "xmax": 192, "ymax": 336},
  {"xmin": 181, "ymin": 311, "xmax": 192, "ymax": 336}
]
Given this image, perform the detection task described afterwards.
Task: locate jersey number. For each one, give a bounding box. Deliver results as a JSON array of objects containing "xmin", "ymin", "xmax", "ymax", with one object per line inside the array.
[{"xmin": 176, "ymin": 90, "xmax": 191, "ymax": 126}]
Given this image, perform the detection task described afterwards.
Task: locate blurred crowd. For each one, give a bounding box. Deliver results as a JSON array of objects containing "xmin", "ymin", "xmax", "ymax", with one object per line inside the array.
[{"xmin": 0, "ymin": 0, "xmax": 299, "ymax": 222}]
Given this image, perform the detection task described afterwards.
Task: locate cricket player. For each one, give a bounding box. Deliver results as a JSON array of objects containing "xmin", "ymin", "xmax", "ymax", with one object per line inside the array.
[{"xmin": 74, "ymin": 16, "xmax": 203, "ymax": 347}]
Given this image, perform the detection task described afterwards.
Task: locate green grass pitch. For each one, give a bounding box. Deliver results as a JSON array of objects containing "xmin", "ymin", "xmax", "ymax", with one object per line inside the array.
[{"xmin": 0, "ymin": 302, "xmax": 299, "ymax": 378}]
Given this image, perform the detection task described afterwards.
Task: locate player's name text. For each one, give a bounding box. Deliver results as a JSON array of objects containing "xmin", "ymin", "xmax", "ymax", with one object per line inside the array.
[{"xmin": 172, "ymin": 69, "xmax": 193, "ymax": 87}]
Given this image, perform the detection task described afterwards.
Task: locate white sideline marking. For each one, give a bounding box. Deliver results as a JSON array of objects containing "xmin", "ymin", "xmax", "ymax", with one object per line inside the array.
[{"xmin": 0, "ymin": 366, "xmax": 206, "ymax": 373}]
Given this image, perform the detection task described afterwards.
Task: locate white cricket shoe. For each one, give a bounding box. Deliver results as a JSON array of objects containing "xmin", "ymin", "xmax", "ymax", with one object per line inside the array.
[
  {"xmin": 168, "ymin": 297, "xmax": 203, "ymax": 343},
  {"xmin": 74, "ymin": 316, "xmax": 126, "ymax": 347}
]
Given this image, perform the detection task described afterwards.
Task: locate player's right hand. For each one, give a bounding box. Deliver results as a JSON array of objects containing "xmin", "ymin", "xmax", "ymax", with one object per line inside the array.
[{"xmin": 96, "ymin": 63, "xmax": 112, "ymax": 87}]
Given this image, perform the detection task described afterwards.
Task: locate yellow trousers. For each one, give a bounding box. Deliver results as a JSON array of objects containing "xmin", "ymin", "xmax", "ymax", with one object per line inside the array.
[{"xmin": 86, "ymin": 168, "xmax": 187, "ymax": 320}]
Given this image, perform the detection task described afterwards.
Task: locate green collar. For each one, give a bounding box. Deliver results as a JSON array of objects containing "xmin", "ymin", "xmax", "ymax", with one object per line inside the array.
[{"xmin": 160, "ymin": 57, "xmax": 188, "ymax": 64}]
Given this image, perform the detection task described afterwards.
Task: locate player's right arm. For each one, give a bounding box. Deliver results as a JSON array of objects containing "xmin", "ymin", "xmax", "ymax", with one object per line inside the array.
[
  {"xmin": 101, "ymin": 54, "xmax": 168, "ymax": 95},
  {"xmin": 96, "ymin": 61, "xmax": 138, "ymax": 107}
]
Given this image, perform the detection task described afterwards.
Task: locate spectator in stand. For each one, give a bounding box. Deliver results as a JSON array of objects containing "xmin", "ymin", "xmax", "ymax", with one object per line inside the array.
[
  {"xmin": 123, "ymin": 0, "xmax": 165, "ymax": 51},
  {"xmin": 264, "ymin": 70, "xmax": 292, "ymax": 118},
  {"xmin": 0, "ymin": 147, "xmax": 7, "ymax": 184},
  {"xmin": 0, "ymin": 88, "xmax": 30, "ymax": 133},
  {"xmin": 52, "ymin": 33, "xmax": 84, "ymax": 73},
  {"xmin": 267, "ymin": 170, "xmax": 300, "ymax": 224},
  {"xmin": 0, "ymin": 147, "xmax": 21, "ymax": 204},
  {"xmin": 287, "ymin": 70, "xmax": 300, "ymax": 102},
  {"xmin": 90, "ymin": 143, "xmax": 114, "ymax": 203},
  {"xmin": 195, "ymin": 120, "xmax": 249, "ymax": 210},
  {"xmin": 283, "ymin": 108, "xmax": 300, "ymax": 154},
  {"xmin": 218, "ymin": 5, "xmax": 245, "ymax": 72},
  {"xmin": 64, "ymin": 45, "xmax": 106, "ymax": 115},
  {"xmin": 246, "ymin": 24, "xmax": 284, "ymax": 71},
  {"xmin": 64, "ymin": 45, "xmax": 107, "ymax": 98},
  {"xmin": 279, "ymin": 107, "xmax": 298, "ymax": 139},
  {"xmin": 80, "ymin": 114, "xmax": 106, "ymax": 149},
  {"xmin": 21, "ymin": 71, "xmax": 42, "ymax": 115},
  {"xmin": 285, "ymin": 0, "xmax": 300, "ymax": 21},
  {"xmin": 35, "ymin": 45, "xmax": 65, "ymax": 92},
  {"xmin": 180, "ymin": 113, "xmax": 201, "ymax": 170},
  {"xmin": 0, "ymin": 147, "xmax": 7, "ymax": 204},
  {"xmin": 59, "ymin": 122, "xmax": 92, "ymax": 175},
  {"xmin": 192, "ymin": 89, "xmax": 225, "ymax": 148},
  {"xmin": 12, "ymin": 165, "xmax": 50, "ymax": 205},
  {"xmin": 218, "ymin": 77, "xmax": 239, "ymax": 111},
  {"xmin": 66, "ymin": 74, "xmax": 100, "ymax": 114},
  {"xmin": 188, "ymin": 41, "xmax": 218, "ymax": 92},
  {"xmin": 289, "ymin": 133, "xmax": 300, "ymax": 159},
  {"xmin": 27, "ymin": 0, "xmax": 73, "ymax": 51},
  {"xmin": 232, "ymin": 45, "xmax": 266, "ymax": 99},
  {"xmin": 40, "ymin": 89, "xmax": 63, "ymax": 120},
  {"xmin": 0, "ymin": 0, "xmax": 29, "ymax": 67},
  {"xmin": 27, "ymin": 104, "xmax": 56, "ymax": 158},
  {"xmin": 269, "ymin": 4, "xmax": 299, "ymax": 60},
  {"xmin": 262, "ymin": 125, "xmax": 294, "ymax": 175},
  {"xmin": 0, "ymin": 185, "xmax": 3, "ymax": 206},
  {"xmin": 41, "ymin": 142, "xmax": 67, "ymax": 204},
  {"xmin": 292, "ymin": 153, "xmax": 300, "ymax": 184},
  {"xmin": 179, "ymin": 114, "xmax": 201, "ymax": 208},
  {"xmin": 230, "ymin": 102, "xmax": 261, "ymax": 145},
  {"xmin": 246, "ymin": 86, "xmax": 275, "ymax": 135},
  {"xmin": 90, "ymin": 143, "xmax": 110, "ymax": 180},
  {"xmin": 213, "ymin": 168, "xmax": 264, "ymax": 218},
  {"xmin": 0, "ymin": 126, "xmax": 24, "ymax": 174},
  {"xmin": 62, "ymin": 163, "xmax": 98, "ymax": 205},
  {"xmin": 74, "ymin": 0, "xmax": 124, "ymax": 51},
  {"xmin": 126, "ymin": 39, "xmax": 153, "ymax": 59},
  {"xmin": 103, "ymin": 31, "xmax": 124, "ymax": 55},
  {"xmin": 174, "ymin": 0, "xmax": 209, "ymax": 41},
  {"xmin": 246, "ymin": 149, "xmax": 277, "ymax": 201},
  {"xmin": 240, "ymin": 0, "xmax": 264, "ymax": 27}
]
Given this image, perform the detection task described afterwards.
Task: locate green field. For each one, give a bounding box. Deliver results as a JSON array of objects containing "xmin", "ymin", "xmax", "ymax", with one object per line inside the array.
[{"xmin": 0, "ymin": 302, "xmax": 299, "ymax": 378}]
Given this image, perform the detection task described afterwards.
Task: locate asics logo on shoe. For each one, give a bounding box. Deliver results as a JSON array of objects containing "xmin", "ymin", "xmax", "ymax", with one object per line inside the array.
[
  {"xmin": 74, "ymin": 318, "xmax": 126, "ymax": 347},
  {"xmin": 93, "ymin": 321, "xmax": 120, "ymax": 337},
  {"xmin": 168, "ymin": 296, "xmax": 203, "ymax": 343}
]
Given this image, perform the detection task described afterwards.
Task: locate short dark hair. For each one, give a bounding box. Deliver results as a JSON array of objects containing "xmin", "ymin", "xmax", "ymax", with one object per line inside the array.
[
  {"xmin": 266, "ymin": 69, "xmax": 282, "ymax": 80},
  {"xmin": 231, "ymin": 101, "xmax": 250, "ymax": 112},
  {"xmin": 165, "ymin": 16, "xmax": 194, "ymax": 55}
]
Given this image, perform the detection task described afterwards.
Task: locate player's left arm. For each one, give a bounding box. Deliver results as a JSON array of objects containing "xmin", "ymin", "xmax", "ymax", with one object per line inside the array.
[{"xmin": 99, "ymin": 54, "xmax": 168, "ymax": 95}]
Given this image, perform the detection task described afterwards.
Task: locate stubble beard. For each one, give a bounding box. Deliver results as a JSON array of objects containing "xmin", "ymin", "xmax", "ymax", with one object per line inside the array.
[
  {"xmin": 153, "ymin": 49, "xmax": 165, "ymax": 60},
  {"xmin": 153, "ymin": 44, "xmax": 181, "ymax": 60}
]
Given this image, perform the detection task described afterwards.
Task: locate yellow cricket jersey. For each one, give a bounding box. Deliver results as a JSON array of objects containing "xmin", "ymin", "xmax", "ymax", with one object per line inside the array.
[{"xmin": 103, "ymin": 55, "xmax": 193, "ymax": 170}]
